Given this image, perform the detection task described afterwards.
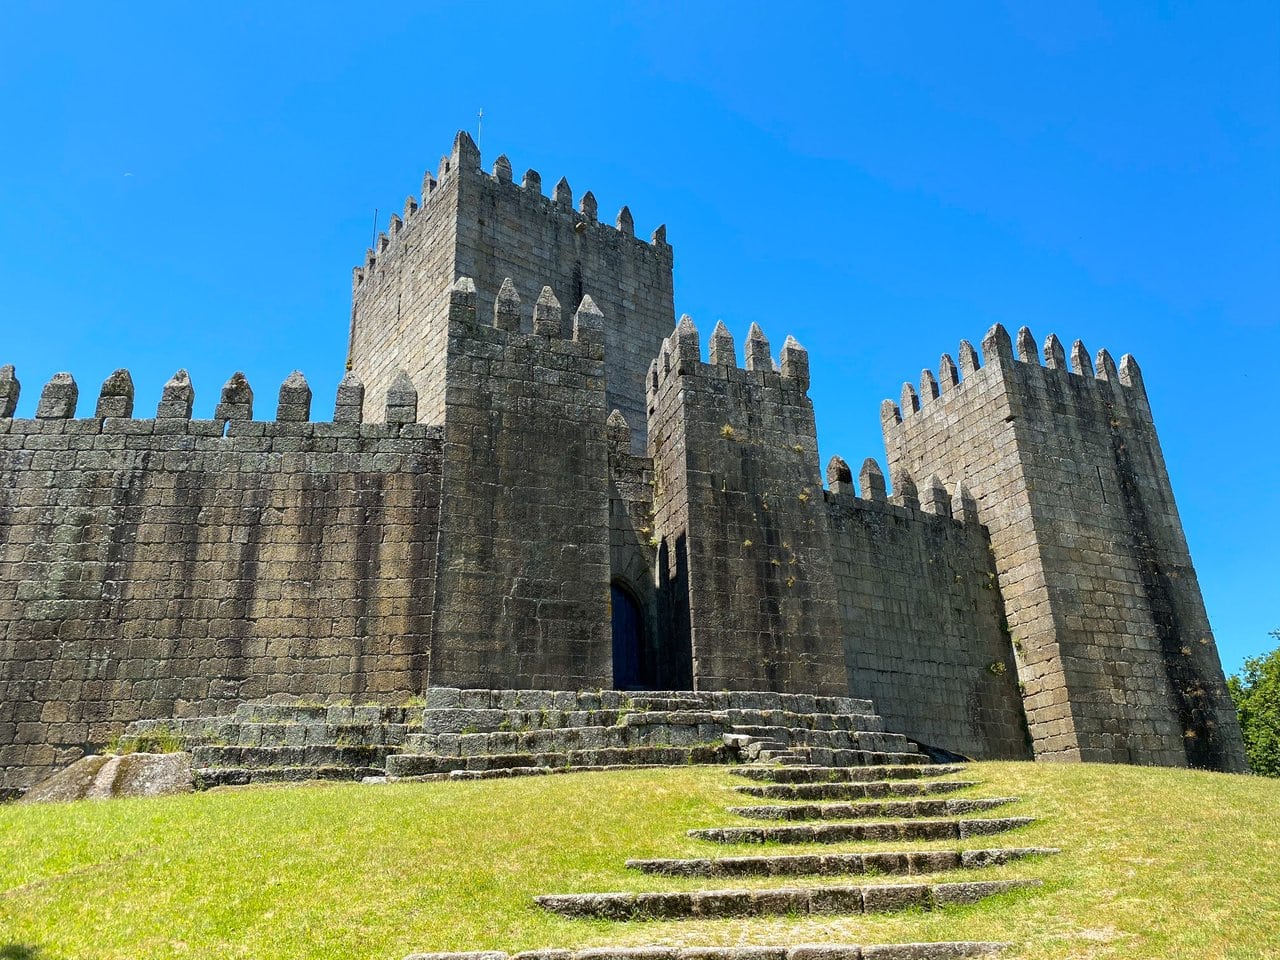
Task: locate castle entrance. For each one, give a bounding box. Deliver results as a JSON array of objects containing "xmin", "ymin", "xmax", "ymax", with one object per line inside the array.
[{"xmin": 610, "ymin": 582, "xmax": 654, "ymax": 689}]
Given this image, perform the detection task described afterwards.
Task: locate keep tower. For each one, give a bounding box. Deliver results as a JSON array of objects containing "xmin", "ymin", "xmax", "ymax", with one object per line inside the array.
[{"xmin": 348, "ymin": 131, "xmax": 675, "ymax": 446}]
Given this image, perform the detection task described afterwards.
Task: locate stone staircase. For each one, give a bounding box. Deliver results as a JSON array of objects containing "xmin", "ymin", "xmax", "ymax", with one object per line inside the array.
[
  {"xmin": 118, "ymin": 689, "xmax": 930, "ymax": 787},
  {"xmin": 121, "ymin": 687, "xmax": 1052, "ymax": 956},
  {"xmin": 122, "ymin": 703, "xmax": 417, "ymax": 787},
  {"xmin": 532, "ymin": 762, "xmax": 1047, "ymax": 923},
  {"xmin": 407, "ymin": 758, "xmax": 1055, "ymax": 960}
]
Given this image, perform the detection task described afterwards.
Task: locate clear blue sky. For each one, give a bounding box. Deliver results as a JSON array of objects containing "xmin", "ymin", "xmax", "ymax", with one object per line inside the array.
[{"xmin": 1, "ymin": 3, "xmax": 1276, "ymax": 673}]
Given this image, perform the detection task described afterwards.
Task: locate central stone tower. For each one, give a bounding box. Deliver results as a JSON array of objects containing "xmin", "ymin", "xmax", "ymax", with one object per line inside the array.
[{"xmin": 348, "ymin": 131, "xmax": 675, "ymax": 446}]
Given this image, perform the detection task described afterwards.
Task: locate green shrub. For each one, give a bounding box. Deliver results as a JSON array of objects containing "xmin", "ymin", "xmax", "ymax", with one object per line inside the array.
[{"xmin": 1228, "ymin": 630, "xmax": 1280, "ymax": 776}]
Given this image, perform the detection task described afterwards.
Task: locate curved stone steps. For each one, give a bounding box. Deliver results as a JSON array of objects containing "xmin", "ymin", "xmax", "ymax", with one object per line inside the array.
[
  {"xmin": 734, "ymin": 780, "xmax": 981, "ymax": 801},
  {"xmin": 727, "ymin": 797, "xmax": 1018, "ymax": 822},
  {"xmin": 405, "ymin": 943, "xmax": 1011, "ymax": 960},
  {"xmin": 731, "ymin": 765, "xmax": 965, "ymax": 784},
  {"xmin": 624, "ymin": 846, "xmax": 1059, "ymax": 878},
  {"xmin": 534, "ymin": 879, "xmax": 1039, "ymax": 920},
  {"xmin": 690, "ymin": 816, "xmax": 1036, "ymax": 845}
]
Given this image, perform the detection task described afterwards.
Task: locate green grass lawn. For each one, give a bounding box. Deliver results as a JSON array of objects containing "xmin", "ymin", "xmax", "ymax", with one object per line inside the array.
[{"xmin": 1, "ymin": 761, "xmax": 1277, "ymax": 960}]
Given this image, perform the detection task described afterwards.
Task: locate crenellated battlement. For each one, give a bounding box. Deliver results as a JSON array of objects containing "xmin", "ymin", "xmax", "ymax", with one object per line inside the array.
[
  {"xmin": 645, "ymin": 316, "xmax": 811, "ymax": 410},
  {"xmin": 880, "ymin": 323, "xmax": 1151, "ymax": 435},
  {"xmin": 0, "ymin": 362, "xmax": 445, "ymax": 434},
  {"xmin": 823, "ymin": 455, "xmax": 979, "ymax": 527},
  {"xmin": 352, "ymin": 132, "xmax": 670, "ymax": 289},
  {"xmin": 444, "ymin": 275, "xmax": 607, "ymax": 365}
]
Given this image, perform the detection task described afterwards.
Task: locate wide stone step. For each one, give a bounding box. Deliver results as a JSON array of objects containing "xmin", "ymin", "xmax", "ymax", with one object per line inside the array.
[
  {"xmin": 626, "ymin": 692, "xmax": 880, "ymax": 716},
  {"xmin": 805, "ymin": 748, "xmax": 930, "ymax": 767},
  {"xmin": 389, "ymin": 762, "xmax": 682, "ymax": 782},
  {"xmin": 190, "ymin": 743, "xmax": 396, "ymax": 769},
  {"xmin": 729, "ymin": 726, "xmax": 912, "ymax": 752},
  {"xmin": 690, "ymin": 816, "xmax": 1036, "ymax": 844},
  {"xmin": 731, "ymin": 764, "xmax": 964, "ymax": 784},
  {"xmin": 417, "ymin": 706, "xmax": 783, "ymax": 736},
  {"xmin": 534, "ymin": 879, "xmax": 1039, "ymax": 919},
  {"xmin": 405, "ymin": 943, "xmax": 1010, "ymax": 960},
  {"xmin": 624, "ymin": 696, "xmax": 722, "ymax": 711},
  {"xmin": 727, "ymin": 797, "xmax": 1018, "ymax": 822},
  {"xmin": 231, "ymin": 703, "xmax": 418, "ymax": 725},
  {"xmin": 734, "ymin": 780, "xmax": 981, "ymax": 800},
  {"xmin": 756, "ymin": 750, "xmax": 808, "ymax": 765},
  {"xmin": 204, "ymin": 720, "xmax": 413, "ymax": 748},
  {"xmin": 419, "ymin": 689, "xmax": 877, "ymax": 717},
  {"xmin": 119, "ymin": 716, "xmax": 235, "ymax": 748},
  {"xmin": 385, "ymin": 744, "xmax": 731, "ymax": 777},
  {"xmin": 725, "ymin": 709, "xmax": 887, "ymax": 732},
  {"xmin": 420, "ymin": 707, "xmax": 628, "ymax": 734},
  {"xmin": 625, "ymin": 846, "xmax": 1059, "ymax": 878},
  {"xmin": 399, "ymin": 721, "xmax": 725, "ymax": 758},
  {"xmin": 197, "ymin": 765, "xmax": 384, "ymax": 787}
]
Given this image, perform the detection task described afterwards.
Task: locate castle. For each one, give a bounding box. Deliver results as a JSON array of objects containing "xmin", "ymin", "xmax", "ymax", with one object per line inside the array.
[{"xmin": 0, "ymin": 132, "xmax": 1247, "ymax": 794}]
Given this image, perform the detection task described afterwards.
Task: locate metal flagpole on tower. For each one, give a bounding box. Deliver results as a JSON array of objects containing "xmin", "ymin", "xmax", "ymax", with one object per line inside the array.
[{"xmin": 477, "ymin": 107, "xmax": 483, "ymax": 153}]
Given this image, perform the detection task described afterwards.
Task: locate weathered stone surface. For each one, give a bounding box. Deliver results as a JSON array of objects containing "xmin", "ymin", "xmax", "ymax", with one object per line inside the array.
[
  {"xmin": 535, "ymin": 879, "xmax": 1038, "ymax": 919},
  {"xmin": 690, "ymin": 816, "xmax": 1033, "ymax": 845},
  {"xmin": 0, "ymin": 364, "xmax": 19, "ymax": 417},
  {"xmin": 21, "ymin": 752, "xmax": 193, "ymax": 802},
  {"xmin": 726, "ymin": 796, "xmax": 1016, "ymax": 821},
  {"xmin": 884, "ymin": 323, "xmax": 1247, "ymax": 771},
  {"xmin": 96, "ymin": 368, "xmax": 135, "ymax": 418},
  {"xmin": 36, "ymin": 372, "xmax": 78, "ymax": 419},
  {"xmin": 648, "ymin": 318, "xmax": 846, "ymax": 695},
  {"xmin": 733, "ymin": 779, "xmax": 979, "ymax": 801},
  {"xmin": 276, "ymin": 370, "xmax": 312, "ymax": 422},
  {"xmin": 0, "ymin": 418, "xmax": 443, "ymax": 792},
  {"xmin": 215, "ymin": 371, "xmax": 254, "ymax": 422}
]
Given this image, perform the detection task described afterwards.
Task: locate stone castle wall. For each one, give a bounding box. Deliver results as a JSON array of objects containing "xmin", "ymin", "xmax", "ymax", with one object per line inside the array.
[
  {"xmin": 0, "ymin": 367, "xmax": 441, "ymax": 792},
  {"xmin": 647, "ymin": 319, "xmax": 847, "ymax": 696},
  {"xmin": 348, "ymin": 155, "xmax": 460, "ymax": 426},
  {"xmin": 428, "ymin": 278, "xmax": 613, "ymax": 690},
  {"xmin": 825, "ymin": 460, "xmax": 1029, "ymax": 760},
  {"xmin": 0, "ymin": 133, "xmax": 1247, "ymax": 790},
  {"xmin": 882, "ymin": 325, "xmax": 1245, "ymax": 770}
]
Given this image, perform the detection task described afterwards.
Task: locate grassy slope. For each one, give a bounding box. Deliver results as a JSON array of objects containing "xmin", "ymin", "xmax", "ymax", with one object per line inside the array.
[{"xmin": 1, "ymin": 761, "xmax": 1278, "ymax": 960}]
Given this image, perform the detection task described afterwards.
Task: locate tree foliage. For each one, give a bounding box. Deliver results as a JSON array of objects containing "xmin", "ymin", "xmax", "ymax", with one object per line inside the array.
[{"xmin": 1228, "ymin": 630, "xmax": 1280, "ymax": 776}]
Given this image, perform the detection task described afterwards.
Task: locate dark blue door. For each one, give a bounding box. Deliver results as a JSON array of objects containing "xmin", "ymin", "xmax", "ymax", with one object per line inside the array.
[{"xmin": 611, "ymin": 583, "xmax": 644, "ymax": 689}]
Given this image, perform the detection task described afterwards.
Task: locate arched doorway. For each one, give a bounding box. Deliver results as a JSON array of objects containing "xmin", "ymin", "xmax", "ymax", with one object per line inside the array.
[{"xmin": 610, "ymin": 581, "xmax": 653, "ymax": 690}]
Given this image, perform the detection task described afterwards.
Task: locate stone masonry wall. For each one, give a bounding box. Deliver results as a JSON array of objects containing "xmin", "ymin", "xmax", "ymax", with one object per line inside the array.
[
  {"xmin": 350, "ymin": 132, "xmax": 676, "ymax": 449},
  {"xmin": 882, "ymin": 325, "xmax": 1246, "ymax": 771},
  {"xmin": 348, "ymin": 147, "xmax": 461, "ymax": 426},
  {"xmin": 428, "ymin": 278, "xmax": 612, "ymax": 690},
  {"xmin": 451, "ymin": 133, "xmax": 676, "ymax": 449},
  {"xmin": 0, "ymin": 366, "xmax": 442, "ymax": 793},
  {"xmin": 825, "ymin": 459, "xmax": 1029, "ymax": 760},
  {"xmin": 648, "ymin": 318, "xmax": 846, "ymax": 695}
]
